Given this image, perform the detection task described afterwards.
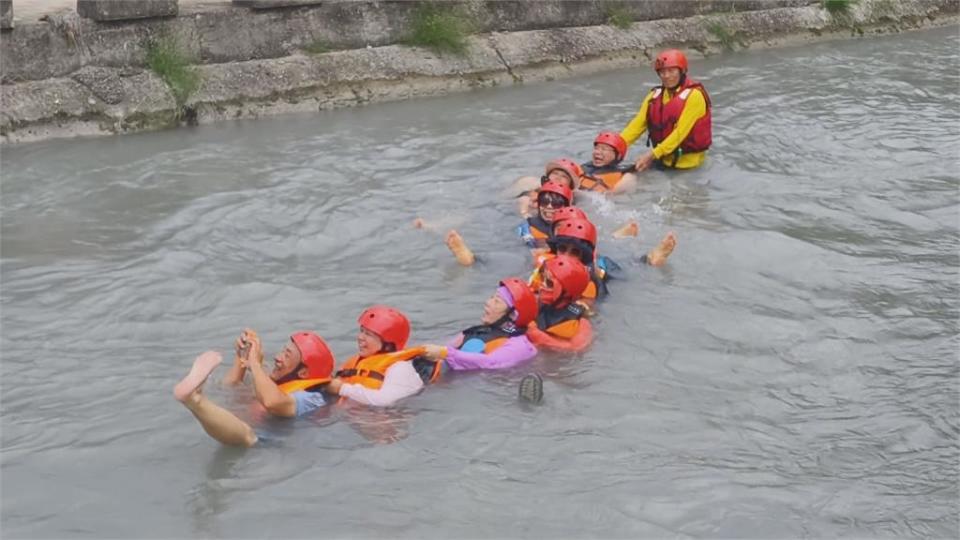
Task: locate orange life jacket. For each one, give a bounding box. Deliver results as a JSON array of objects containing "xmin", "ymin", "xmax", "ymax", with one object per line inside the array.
[
  {"xmin": 335, "ymin": 347, "xmax": 427, "ymax": 390},
  {"xmin": 535, "ymin": 302, "xmax": 586, "ymax": 338},
  {"xmin": 526, "ymin": 215, "xmax": 552, "ymax": 240},
  {"xmin": 457, "ymin": 321, "xmax": 524, "ymax": 354},
  {"xmin": 277, "ymin": 377, "xmax": 330, "ymax": 395},
  {"xmin": 578, "ymin": 163, "xmax": 632, "ymax": 193}
]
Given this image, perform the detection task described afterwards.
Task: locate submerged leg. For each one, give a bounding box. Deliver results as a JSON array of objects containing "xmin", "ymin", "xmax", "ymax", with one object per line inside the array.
[
  {"xmin": 445, "ymin": 229, "xmax": 476, "ymax": 266},
  {"xmin": 174, "ymin": 351, "xmax": 258, "ymax": 448}
]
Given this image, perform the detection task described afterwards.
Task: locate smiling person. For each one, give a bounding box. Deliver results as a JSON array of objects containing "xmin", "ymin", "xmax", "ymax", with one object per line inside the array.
[
  {"xmin": 511, "ymin": 158, "xmax": 583, "ymax": 218},
  {"xmin": 621, "ymin": 49, "xmax": 712, "ymax": 171},
  {"xmin": 517, "ymin": 180, "xmax": 573, "ymax": 252},
  {"xmin": 526, "ymin": 254, "xmax": 594, "ymax": 353},
  {"xmin": 578, "ymin": 131, "xmax": 638, "ymax": 194},
  {"xmin": 173, "ymin": 329, "xmax": 334, "ymax": 447},
  {"xmin": 418, "ymin": 278, "xmax": 539, "ymax": 371},
  {"xmin": 324, "ymin": 306, "xmax": 428, "ymax": 407}
]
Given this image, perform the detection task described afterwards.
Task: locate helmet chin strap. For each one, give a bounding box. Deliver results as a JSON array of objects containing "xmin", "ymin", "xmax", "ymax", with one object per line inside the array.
[
  {"xmin": 491, "ymin": 310, "xmax": 515, "ymax": 329},
  {"xmin": 274, "ymin": 362, "xmax": 305, "ymax": 384}
]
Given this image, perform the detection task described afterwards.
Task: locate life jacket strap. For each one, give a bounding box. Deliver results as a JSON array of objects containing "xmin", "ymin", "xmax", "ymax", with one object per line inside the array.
[{"xmin": 335, "ymin": 368, "xmax": 385, "ymax": 382}]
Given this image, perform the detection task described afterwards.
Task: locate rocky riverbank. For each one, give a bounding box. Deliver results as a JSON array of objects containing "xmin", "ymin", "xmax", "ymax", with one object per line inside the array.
[{"xmin": 0, "ymin": 0, "xmax": 955, "ymax": 144}]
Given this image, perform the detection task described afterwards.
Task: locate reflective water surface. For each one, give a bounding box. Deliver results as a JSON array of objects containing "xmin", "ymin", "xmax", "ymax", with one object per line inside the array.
[{"xmin": 2, "ymin": 27, "xmax": 958, "ymax": 538}]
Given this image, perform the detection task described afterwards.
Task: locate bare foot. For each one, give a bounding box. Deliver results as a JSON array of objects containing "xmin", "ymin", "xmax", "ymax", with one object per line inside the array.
[
  {"xmin": 445, "ymin": 229, "xmax": 475, "ymax": 266},
  {"xmin": 646, "ymin": 231, "xmax": 677, "ymax": 267},
  {"xmin": 612, "ymin": 219, "xmax": 639, "ymax": 239},
  {"xmin": 174, "ymin": 351, "xmax": 223, "ymax": 402}
]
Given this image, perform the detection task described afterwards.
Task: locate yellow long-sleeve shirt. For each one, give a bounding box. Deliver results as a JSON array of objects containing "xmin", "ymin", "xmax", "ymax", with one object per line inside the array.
[{"xmin": 620, "ymin": 86, "xmax": 708, "ymax": 169}]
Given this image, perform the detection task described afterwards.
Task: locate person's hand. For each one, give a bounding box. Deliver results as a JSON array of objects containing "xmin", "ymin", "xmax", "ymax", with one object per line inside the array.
[
  {"xmin": 239, "ymin": 329, "xmax": 263, "ymax": 369},
  {"xmin": 234, "ymin": 329, "xmax": 255, "ymax": 360},
  {"xmin": 326, "ymin": 378, "xmax": 343, "ymax": 395},
  {"xmin": 633, "ymin": 150, "xmax": 656, "ymax": 172},
  {"xmin": 422, "ymin": 345, "xmax": 446, "ymax": 361}
]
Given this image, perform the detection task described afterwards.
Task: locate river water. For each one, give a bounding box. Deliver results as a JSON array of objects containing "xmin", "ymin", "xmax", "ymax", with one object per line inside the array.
[{"xmin": 2, "ymin": 26, "xmax": 957, "ymax": 539}]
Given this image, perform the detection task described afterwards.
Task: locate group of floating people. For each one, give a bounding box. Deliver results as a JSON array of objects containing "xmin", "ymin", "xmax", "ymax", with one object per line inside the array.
[{"xmin": 173, "ymin": 48, "xmax": 712, "ymax": 447}]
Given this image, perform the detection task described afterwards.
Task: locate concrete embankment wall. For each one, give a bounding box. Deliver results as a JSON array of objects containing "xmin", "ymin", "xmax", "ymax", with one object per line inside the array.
[{"xmin": 1, "ymin": 0, "xmax": 956, "ymax": 144}]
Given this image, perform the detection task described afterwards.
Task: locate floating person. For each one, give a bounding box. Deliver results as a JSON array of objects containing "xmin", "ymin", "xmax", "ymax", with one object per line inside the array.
[
  {"xmin": 621, "ymin": 48, "xmax": 712, "ymax": 171},
  {"xmin": 526, "ymin": 254, "xmax": 594, "ymax": 353},
  {"xmin": 578, "ymin": 131, "xmax": 638, "ymax": 194},
  {"xmin": 510, "ymin": 158, "xmax": 584, "ymax": 217},
  {"xmin": 173, "ymin": 329, "xmax": 335, "ymax": 447},
  {"xmin": 517, "ymin": 180, "xmax": 574, "ymax": 252},
  {"xmin": 417, "ymin": 278, "xmax": 539, "ymax": 371},
  {"xmin": 324, "ymin": 306, "xmax": 429, "ymax": 407},
  {"xmin": 532, "ymin": 216, "xmax": 678, "ymax": 304}
]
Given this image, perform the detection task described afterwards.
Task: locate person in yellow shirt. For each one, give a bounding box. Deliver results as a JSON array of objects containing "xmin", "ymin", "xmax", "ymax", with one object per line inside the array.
[{"xmin": 621, "ymin": 49, "xmax": 712, "ymax": 171}]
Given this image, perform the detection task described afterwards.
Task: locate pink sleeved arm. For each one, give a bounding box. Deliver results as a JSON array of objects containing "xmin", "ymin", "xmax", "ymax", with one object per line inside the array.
[{"xmin": 444, "ymin": 335, "xmax": 538, "ymax": 371}]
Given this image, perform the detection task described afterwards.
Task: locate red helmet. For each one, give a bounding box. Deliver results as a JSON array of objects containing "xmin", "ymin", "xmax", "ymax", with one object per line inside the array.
[
  {"xmin": 499, "ymin": 277, "xmax": 539, "ymax": 327},
  {"xmin": 543, "ymin": 158, "xmax": 584, "ymax": 187},
  {"xmin": 540, "ymin": 255, "xmax": 591, "ymax": 305},
  {"xmin": 594, "ymin": 132, "xmax": 628, "ymax": 161},
  {"xmin": 548, "ymin": 218, "xmax": 597, "ymax": 265},
  {"xmin": 358, "ymin": 305, "xmax": 410, "ymax": 350},
  {"xmin": 537, "ymin": 180, "xmax": 572, "ymax": 207},
  {"xmin": 291, "ymin": 332, "xmax": 335, "ymax": 379},
  {"xmin": 653, "ymin": 49, "xmax": 688, "ymax": 73},
  {"xmin": 551, "ymin": 206, "xmax": 588, "ymax": 225}
]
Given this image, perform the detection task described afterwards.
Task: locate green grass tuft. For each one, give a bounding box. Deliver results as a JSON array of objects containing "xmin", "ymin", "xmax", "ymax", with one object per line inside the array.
[
  {"xmin": 303, "ymin": 39, "xmax": 331, "ymax": 55},
  {"xmin": 605, "ymin": 5, "xmax": 633, "ymax": 30},
  {"xmin": 705, "ymin": 21, "xmax": 746, "ymax": 51},
  {"xmin": 146, "ymin": 36, "xmax": 200, "ymax": 107},
  {"xmin": 823, "ymin": 0, "xmax": 856, "ymax": 15},
  {"xmin": 404, "ymin": 3, "xmax": 472, "ymax": 55}
]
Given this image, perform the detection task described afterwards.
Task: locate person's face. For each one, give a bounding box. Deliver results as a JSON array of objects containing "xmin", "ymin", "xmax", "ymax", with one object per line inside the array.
[
  {"xmin": 271, "ymin": 340, "xmax": 304, "ymax": 380},
  {"xmin": 546, "ymin": 169, "xmax": 576, "ymax": 189},
  {"xmin": 553, "ymin": 241, "xmax": 586, "ymax": 263},
  {"xmin": 538, "ymin": 268, "xmax": 563, "ymax": 306},
  {"xmin": 481, "ymin": 293, "xmax": 510, "ymax": 325},
  {"xmin": 537, "ymin": 191, "xmax": 569, "ymax": 223},
  {"xmin": 658, "ymin": 67, "xmax": 682, "ymax": 89},
  {"xmin": 592, "ymin": 143, "xmax": 618, "ymax": 167},
  {"xmin": 357, "ymin": 326, "xmax": 384, "ymax": 357}
]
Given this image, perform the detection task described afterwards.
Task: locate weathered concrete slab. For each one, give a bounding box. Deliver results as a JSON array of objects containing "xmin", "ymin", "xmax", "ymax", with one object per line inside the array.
[
  {"xmin": 1, "ymin": 67, "xmax": 177, "ymax": 142},
  {"xmin": 232, "ymin": 0, "xmax": 323, "ymax": 8},
  {"xmin": 2, "ymin": 0, "xmax": 958, "ymax": 143},
  {"xmin": 77, "ymin": 0, "xmax": 178, "ymax": 21},
  {"xmin": 1, "ymin": 0, "xmax": 13, "ymax": 30},
  {"xmin": 2, "ymin": 0, "xmax": 826, "ymax": 83}
]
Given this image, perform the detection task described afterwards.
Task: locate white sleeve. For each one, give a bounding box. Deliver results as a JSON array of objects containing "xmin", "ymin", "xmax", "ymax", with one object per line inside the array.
[{"xmin": 338, "ymin": 361, "xmax": 424, "ymax": 407}]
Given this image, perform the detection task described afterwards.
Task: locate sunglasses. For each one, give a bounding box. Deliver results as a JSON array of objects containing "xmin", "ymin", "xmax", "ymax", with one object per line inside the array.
[{"xmin": 538, "ymin": 192, "xmax": 569, "ymax": 209}]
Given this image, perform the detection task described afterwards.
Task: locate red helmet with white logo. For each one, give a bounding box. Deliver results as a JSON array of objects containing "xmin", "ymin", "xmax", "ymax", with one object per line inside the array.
[
  {"xmin": 358, "ymin": 305, "xmax": 410, "ymax": 350},
  {"xmin": 290, "ymin": 332, "xmax": 335, "ymax": 379},
  {"xmin": 594, "ymin": 132, "xmax": 628, "ymax": 161},
  {"xmin": 653, "ymin": 49, "xmax": 688, "ymax": 73}
]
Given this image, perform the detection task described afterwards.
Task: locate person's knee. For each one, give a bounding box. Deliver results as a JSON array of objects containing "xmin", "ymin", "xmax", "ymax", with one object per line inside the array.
[{"xmin": 242, "ymin": 426, "xmax": 258, "ymax": 448}]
